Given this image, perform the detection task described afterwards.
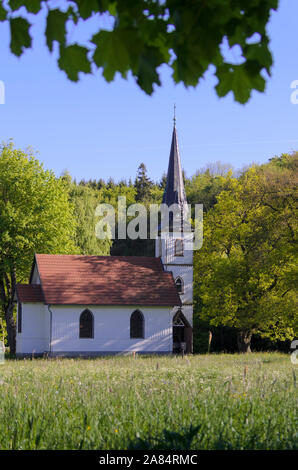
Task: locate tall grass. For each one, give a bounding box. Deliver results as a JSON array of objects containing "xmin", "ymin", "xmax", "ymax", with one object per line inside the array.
[{"xmin": 0, "ymin": 353, "xmax": 296, "ymax": 450}]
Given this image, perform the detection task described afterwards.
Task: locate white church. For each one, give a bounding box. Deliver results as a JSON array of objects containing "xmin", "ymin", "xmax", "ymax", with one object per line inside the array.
[{"xmin": 16, "ymin": 122, "xmax": 193, "ymax": 356}]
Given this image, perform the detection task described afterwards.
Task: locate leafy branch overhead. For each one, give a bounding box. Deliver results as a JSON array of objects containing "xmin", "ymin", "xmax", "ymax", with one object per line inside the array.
[{"xmin": 1, "ymin": 0, "xmax": 278, "ymax": 102}]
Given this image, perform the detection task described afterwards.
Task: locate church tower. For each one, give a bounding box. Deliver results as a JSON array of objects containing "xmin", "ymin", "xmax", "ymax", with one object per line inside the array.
[{"xmin": 155, "ymin": 116, "xmax": 193, "ymax": 353}]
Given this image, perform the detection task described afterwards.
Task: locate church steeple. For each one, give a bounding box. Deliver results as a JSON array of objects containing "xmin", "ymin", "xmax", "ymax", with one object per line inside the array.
[
  {"xmin": 162, "ymin": 119, "xmax": 187, "ymax": 210},
  {"xmin": 155, "ymin": 112, "xmax": 193, "ymax": 354}
]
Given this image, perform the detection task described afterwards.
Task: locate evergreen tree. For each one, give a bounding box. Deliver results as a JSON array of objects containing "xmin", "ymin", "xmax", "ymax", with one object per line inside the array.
[
  {"xmin": 134, "ymin": 163, "xmax": 153, "ymax": 202},
  {"xmin": 159, "ymin": 172, "xmax": 167, "ymax": 190}
]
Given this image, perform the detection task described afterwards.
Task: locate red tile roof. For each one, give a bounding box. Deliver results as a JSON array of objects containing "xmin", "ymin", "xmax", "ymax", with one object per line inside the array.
[
  {"xmin": 16, "ymin": 284, "xmax": 44, "ymax": 303},
  {"xmin": 21, "ymin": 254, "xmax": 181, "ymax": 307}
]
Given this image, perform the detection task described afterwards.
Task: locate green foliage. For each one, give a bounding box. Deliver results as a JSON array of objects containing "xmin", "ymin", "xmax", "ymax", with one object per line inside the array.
[
  {"xmin": 134, "ymin": 163, "xmax": 153, "ymax": 202},
  {"xmin": 69, "ymin": 184, "xmax": 111, "ymax": 255},
  {"xmin": 268, "ymin": 152, "xmax": 298, "ymax": 169},
  {"xmin": 0, "ymin": 143, "xmax": 77, "ymax": 278},
  {"xmin": 216, "ymin": 63, "xmax": 266, "ymax": 104},
  {"xmin": 69, "ymin": 173, "xmax": 160, "ymax": 257},
  {"xmin": 45, "ymin": 9, "xmax": 68, "ymax": 52},
  {"xmin": 194, "ymin": 157, "xmax": 297, "ymax": 348},
  {"xmin": 0, "ymin": 354, "xmax": 296, "ymax": 450},
  {"xmin": 58, "ymin": 45, "xmax": 91, "ymax": 82},
  {"xmin": 9, "ymin": 17, "xmax": 31, "ymax": 57},
  {"xmin": 0, "ymin": 318, "xmax": 7, "ymax": 346},
  {"xmin": 2, "ymin": 0, "xmax": 279, "ymax": 101},
  {"xmin": 0, "ymin": 142, "xmax": 77, "ymax": 352},
  {"xmin": 0, "ymin": 1, "xmax": 7, "ymax": 21},
  {"xmin": 186, "ymin": 170, "xmax": 229, "ymax": 213},
  {"xmin": 9, "ymin": 0, "xmax": 42, "ymax": 14}
]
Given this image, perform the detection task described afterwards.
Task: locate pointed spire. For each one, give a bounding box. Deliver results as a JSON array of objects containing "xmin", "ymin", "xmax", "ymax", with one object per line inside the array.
[
  {"xmin": 173, "ymin": 103, "xmax": 176, "ymax": 126},
  {"xmin": 162, "ymin": 118, "xmax": 187, "ymax": 209}
]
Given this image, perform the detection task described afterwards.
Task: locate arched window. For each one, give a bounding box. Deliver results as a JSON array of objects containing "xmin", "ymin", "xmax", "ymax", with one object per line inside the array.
[
  {"xmin": 175, "ymin": 277, "xmax": 184, "ymax": 294},
  {"xmin": 130, "ymin": 310, "xmax": 144, "ymax": 339},
  {"xmin": 79, "ymin": 309, "xmax": 94, "ymax": 338},
  {"xmin": 175, "ymin": 239, "xmax": 184, "ymax": 256}
]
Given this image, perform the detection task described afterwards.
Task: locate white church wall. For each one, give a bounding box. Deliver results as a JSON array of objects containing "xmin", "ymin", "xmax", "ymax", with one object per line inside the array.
[
  {"xmin": 155, "ymin": 236, "xmax": 162, "ymax": 258},
  {"xmin": 166, "ymin": 265, "xmax": 193, "ymax": 304},
  {"xmin": 16, "ymin": 303, "xmax": 49, "ymax": 354},
  {"xmin": 161, "ymin": 233, "xmax": 193, "ymax": 266},
  {"xmin": 50, "ymin": 305, "xmax": 173, "ymax": 354}
]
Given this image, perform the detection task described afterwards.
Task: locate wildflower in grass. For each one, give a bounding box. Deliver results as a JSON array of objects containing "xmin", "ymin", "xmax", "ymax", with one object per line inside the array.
[
  {"xmin": 87, "ymin": 426, "xmax": 91, "ymax": 431},
  {"xmin": 115, "ymin": 429, "xmax": 118, "ymax": 433}
]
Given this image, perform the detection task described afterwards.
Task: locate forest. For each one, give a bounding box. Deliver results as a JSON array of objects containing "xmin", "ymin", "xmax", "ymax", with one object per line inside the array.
[{"xmin": 0, "ymin": 142, "xmax": 297, "ymax": 354}]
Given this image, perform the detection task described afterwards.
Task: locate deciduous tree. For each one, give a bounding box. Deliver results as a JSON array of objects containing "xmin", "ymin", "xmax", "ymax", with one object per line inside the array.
[
  {"xmin": 196, "ymin": 161, "xmax": 297, "ymax": 352},
  {"xmin": 70, "ymin": 184, "xmax": 112, "ymax": 255},
  {"xmin": 0, "ymin": 142, "xmax": 77, "ymax": 354}
]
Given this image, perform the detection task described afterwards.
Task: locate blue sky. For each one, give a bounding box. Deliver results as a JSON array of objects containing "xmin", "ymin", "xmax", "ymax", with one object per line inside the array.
[{"xmin": 0, "ymin": 0, "xmax": 297, "ymax": 182}]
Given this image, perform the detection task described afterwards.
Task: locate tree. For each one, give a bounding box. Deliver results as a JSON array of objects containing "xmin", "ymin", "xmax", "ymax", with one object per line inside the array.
[
  {"xmin": 195, "ymin": 162, "xmax": 297, "ymax": 352},
  {"xmin": 196, "ymin": 161, "xmax": 234, "ymax": 177},
  {"xmin": 159, "ymin": 172, "xmax": 167, "ymax": 190},
  {"xmin": 70, "ymin": 184, "xmax": 111, "ymax": 255},
  {"xmin": 0, "ymin": 0, "xmax": 278, "ymax": 102},
  {"xmin": 185, "ymin": 170, "xmax": 229, "ymax": 213},
  {"xmin": 134, "ymin": 163, "xmax": 153, "ymax": 202},
  {"xmin": 0, "ymin": 142, "xmax": 77, "ymax": 354}
]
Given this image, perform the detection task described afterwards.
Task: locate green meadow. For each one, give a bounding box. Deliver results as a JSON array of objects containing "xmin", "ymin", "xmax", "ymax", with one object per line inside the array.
[{"xmin": 0, "ymin": 353, "xmax": 297, "ymax": 450}]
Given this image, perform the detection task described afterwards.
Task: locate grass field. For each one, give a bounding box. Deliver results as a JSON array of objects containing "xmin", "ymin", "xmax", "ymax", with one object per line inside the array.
[{"xmin": 0, "ymin": 353, "xmax": 297, "ymax": 450}]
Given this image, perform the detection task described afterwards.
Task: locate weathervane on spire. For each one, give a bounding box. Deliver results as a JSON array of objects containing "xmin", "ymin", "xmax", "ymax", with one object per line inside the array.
[{"xmin": 173, "ymin": 103, "xmax": 176, "ymax": 126}]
